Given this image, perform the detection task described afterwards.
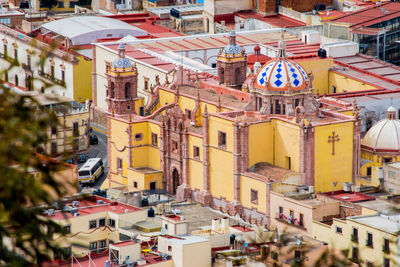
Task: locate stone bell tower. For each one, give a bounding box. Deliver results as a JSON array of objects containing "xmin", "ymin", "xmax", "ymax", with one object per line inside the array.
[
  {"xmin": 217, "ymin": 30, "xmax": 247, "ymax": 89},
  {"xmin": 106, "ymin": 43, "xmax": 138, "ymax": 115}
]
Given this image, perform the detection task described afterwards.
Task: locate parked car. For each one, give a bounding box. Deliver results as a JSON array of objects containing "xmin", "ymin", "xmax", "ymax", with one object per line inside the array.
[
  {"xmin": 90, "ymin": 134, "xmax": 98, "ymax": 145},
  {"xmin": 77, "ymin": 153, "xmax": 87, "ymax": 163},
  {"xmin": 65, "ymin": 158, "xmax": 75, "ymax": 165}
]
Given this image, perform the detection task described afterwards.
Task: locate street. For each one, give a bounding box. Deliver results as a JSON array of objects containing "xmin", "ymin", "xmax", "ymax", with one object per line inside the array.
[{"xmin": 78, "ymin": 129, "xmax": 108, "ymax": 191}]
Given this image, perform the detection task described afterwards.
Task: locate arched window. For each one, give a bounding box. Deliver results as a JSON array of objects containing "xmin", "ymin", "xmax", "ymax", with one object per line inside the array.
[
  {"xmin": 15, "ymin": 75, "xmax": 18, "ymax": 86},
  {"xmin": 235, "ymin": 67, "xmax": 241, "ymax": 84},
  {"xmin": 110, "ymin": 82, "xmax": 115, "ymax": 98},
  {"xmin": 125, "ymin": 82, "xmax": 131, "ymax": 99}
]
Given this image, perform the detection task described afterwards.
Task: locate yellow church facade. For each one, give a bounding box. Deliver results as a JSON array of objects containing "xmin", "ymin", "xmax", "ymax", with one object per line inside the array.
[{"xmin": 102, "ymin": 34, "xmax": 361, "ymax": 227}]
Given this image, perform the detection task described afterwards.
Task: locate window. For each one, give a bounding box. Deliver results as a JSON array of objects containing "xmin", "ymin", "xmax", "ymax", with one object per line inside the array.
[
  {"xmin": 14, "ymin": 48, "xmax": 17, "ymax": 60},
  {"xmin": 14, "ymin": 74, "xmax": 18, "ymax": 86},
  {"xmin": 352, "ymin": 227, "xmax": 358, "ymax": 243},
  {"xmin": 218, "ymin": 131, "xmax": 226, "ymax": 148},
  {"xmin": 125, "ymin": 82, "xmax": 131, "ymax": 98},
  {"xmin": 335, "ymin": 226, "xmax": 342, "ymax": 234},
  {"xmin": 134, "ymin": 181, "xmax": 138, "ymax": 188},
  {"xmin": 384, "ymin": 257, "xmax": 390, "ymax": 267},
  {"xmin": 152, "ymin": 133, "xmax": 158, "ymax": 146},
  {"xmin": 5, "ymin": 70, "xmax": 7, "ymax": 82},
  {"xmin": 73, "ymin": 122, "xmax": 79, "ymax": 137},
  {"xmin": 367, "ymin": 167, "xmax": 372, "ymax": 176},
  {"xmin": 168, "ymin": 245, "xmax": 172, "ymax": 252},
  {"xmin": 27, "ymin": 54, "xmax": 31, "ymax": 68},
  {"xmin": 99, "ymin": 239, "xmax": 107, "ymax": 248},
  {"xmin": 299, "ymin": 213, "xmax": 304, "ymax": 227},
  {"xmin": 351, "ymin": 246, "xmax": 358, "ymax": 261},
  {"xmin": 57, "ymin": 1, "xmax": 64, "ymax": 7},
  {"xmin": 366, "ymin": 262, "xmax": 374, "ymax": 267},
  {"xmin": 211, "ymin": 63, "xmax": 217, "ymax": 68},
  {"xmin": 172, "ymin": 141, "xmax": 178, "ymax": 153},
  {"xmin": 69, "ymin": 1, "xmax": 76, "ymax": 7},
  {"xmin": 383, "ymin": 238, "xmax": 390, "ymax": 253},
  {"xmin": 150, "ymin": 182, "xmax": 156, "ymax": 191},
  {"xmin": 278, "ymin": 206, "xmax": 283, "ymax": 215},
  {"xmin": 89, "ymin": 220, "xmax": 97, "ymax": 229},
  {"xmin": 290, "ymin": 210, "xmax": 294, "ymax": 219},
  {"xmin": 61, "ymin": 70, "xmax": 65, "ymax": 82},
  {"xmin": 332, "ymin": 85, "xmax": 336, "ymax": 93},
  {"xmin": 271, "ymin": 251, "xmax": 278, "ymax": 260},
  {"xmin": 366, "ymin": 232, "xmax": 373, "ymax": 247},
  {"xmin": 134, "ymin": 133, "xmax": 143, "ymax": 141},
  {"xmin": 108, "ymin": 218, "xmax": 115, "ymax": 227},
  {"xmin": 63, "ymin": 225, "xmax": 71, "ymax": 234},
  {"xmin": 3, "ymin": 44, "xmax": 6, "ymax": 56},
  {"xmin": 193, "ymin": 146, "xmax": 200, "ymax": 159},
  {"xmin": 275, "ymin": 100, "xmax": 281, "ymax": 114},
  {"xmin": 51, "ymin": 142, "xmax": 57, "ymax": 154},
  {"xmin": 110, "ymin": 82, "xmax": 115, "ymax": 98},
  {"xmin": 251, "ymin": 189, "xmax": 258, "ymax": 204},
  {"xmin": 89, "ymin": 241, "xmax": 97, "ymax": 251},
  {"xmin": 51, "ymin": 126, "xmax": 57, "ymax": 135},
  {"xmin": 185, "ymin": 109, "xmax": 192, "ymax": 120},
  {"xmin": 383, "ymin": 157, "xmax": 392, "ymax": 163},
  {"xmin": 294, "ymin": 250, "xmax": 301, "ymax": 261},
  {"xmin": 144, "ymin": 78, "xmax": 149, "ymax": 90},
  {"xmin": 99, "ymin": 218, "xmax": 106, "ymax": 227},
  {"xmin": 117, "ymin": 158, "xmax": 122, "ymax": 170},
  {"xmin": 51, "ymin": 65, "xmax": 54, "ymax": 77}
]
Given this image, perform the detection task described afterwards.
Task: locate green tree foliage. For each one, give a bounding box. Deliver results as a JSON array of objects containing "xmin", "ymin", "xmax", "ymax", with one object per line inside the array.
[
  {"xmin": 39, "ymin": 0, "xmax": 57, "ymax": 10},
  {"xmin": 0, "ymin": 85, "xmax": 67, "ymax": 265}
]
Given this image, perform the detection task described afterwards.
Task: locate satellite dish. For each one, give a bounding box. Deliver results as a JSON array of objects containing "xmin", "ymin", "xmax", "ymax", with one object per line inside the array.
[{"xmin": 296, "ymin": 239, "xmax": 302, "ymax": 246}]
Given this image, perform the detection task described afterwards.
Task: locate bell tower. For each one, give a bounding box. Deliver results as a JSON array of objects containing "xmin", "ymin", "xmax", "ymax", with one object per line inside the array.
[
  {"xmin": 106, "ymin": 43, "xmax": 138, "ymax": 115},
  {"xmin": 217, "ymin": 30, "xmax": 247, "ymax": 89}
]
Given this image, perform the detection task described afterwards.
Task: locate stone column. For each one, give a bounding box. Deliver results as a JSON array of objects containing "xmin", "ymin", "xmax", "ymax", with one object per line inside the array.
[
  {"xmin": 353, "ymin": 120, "xmax": 361, "ymax": 183},
  {"xmin": 241, "ymin": 122, "xmax": 249, "ymax": 172},
  {"xmin": 199, "ymin": 107, "xmax": 211, "ymax": 205},
  {"xmin": 160, "ymin": 117, "xmax": 168, "ymax": 190},
  {"xmin": 177, "ymin": 125, "xmax": 192, "ymax": 201},
  {"xmin": 227, "ymin": 119, "xmax": 243, "ymax": 216}
]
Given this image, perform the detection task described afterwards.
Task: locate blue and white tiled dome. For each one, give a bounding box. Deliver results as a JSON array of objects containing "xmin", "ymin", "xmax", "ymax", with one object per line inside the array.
[
  {"xmin": 223, "ymin": 44, "xmax": 243, "ymax": 55},
  {"xmin": 254, "ymin": 58, "xmax": 308, "ymax": 92},
  {"xmin": 112, "ymin": 43, "xmax": 132, "ymax": 69},
  {"xmin": 112, "ymin": 57, "xmax": 132, "ymax": 68}
]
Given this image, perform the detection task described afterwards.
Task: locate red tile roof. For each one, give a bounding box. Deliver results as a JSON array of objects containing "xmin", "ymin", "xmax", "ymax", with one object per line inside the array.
[
  {"xmin": 327, "ymin": 2, "xmax": 400, "ymax": 29},
  {"xmin": 235, "ymin": 11, "xmax": 306, "ymax": 28}
]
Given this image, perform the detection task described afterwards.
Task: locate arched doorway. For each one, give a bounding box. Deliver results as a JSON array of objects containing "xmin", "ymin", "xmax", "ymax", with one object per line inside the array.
[{"xmin": 172, "ymin": 168, "xmax": 179, "ymax": 194}]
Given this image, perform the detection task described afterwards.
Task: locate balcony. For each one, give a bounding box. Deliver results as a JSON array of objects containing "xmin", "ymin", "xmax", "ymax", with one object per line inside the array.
[
  {"xmin": 21, "ymin": 63, "xmax": 32, "ymax": 74},
  {"xmin": 351, "ymin": 234, "xmax": 358, "ymax": 243},
  {"xmin": 382, "ymin": 245, "xmax": 390, "ymax": 254},
  {"xmin": 0, "ymin": 52, "xmax": 18, "ymax": 64},
  {"xmin": 38, "ymin": 69, "xmax": 65, "ymax": 87},
  {"xmin": 275, "ymin": 216, "xmax": 306, "ymax": 230}
]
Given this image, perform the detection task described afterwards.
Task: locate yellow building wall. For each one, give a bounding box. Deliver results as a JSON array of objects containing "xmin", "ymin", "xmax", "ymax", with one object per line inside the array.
[
  {"xmin": 209, "ymin": 116, "xmax": 234, "ymax": 201},
  {"xmin": 314, "ymin": 122, "xmax": 354, "ymax": 192},
  {"xmin": 126, "ymin": 169, "xmax": 163, "ymax": 191},
  {"xmin": 36, "ymin": 0, "xmax": 78, "ymax": 11},
  {"xmin": 273, "ymin": 120, "xmax": 300, "ymax": 172},
  {"xmin": 328, "ymin": 71, "xmax": 379, "ymax": 94},
  {"xmin": 188, "ymin": 135, "xmax": 203, "ymax": 191},
  {"xmin": 358, "ymin": 152, "xmax": 386, "ymax": 187},
  {"xmin": 73, "ymin": 56, "xmax": 92, "ymax": 102},
  {"xmin": 313, "ymin": 217, "xmax": 399, "ymax": 267},
  {"xmin": 240, "ymin": 175, "xmax": 267, "ymax": 213},
  {"xmin": 248, "ymin": 121, "xmax": 273, "ymax": 168},
  {"xmin": 298, "ymin": 57, "xmax": 333, "ymax": 95}
]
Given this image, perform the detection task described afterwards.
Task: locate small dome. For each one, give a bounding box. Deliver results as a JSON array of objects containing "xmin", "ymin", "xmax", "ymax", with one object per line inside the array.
[
  {"xmin": 223, "ymin": 44, "xmax": 243, "ymax": 55},
  {"xmin": 254, "ymin": 58, "xmax": 308, "ymax": 92},
  {"xmin": 112, "ymin": 57, "xmax": 132, "ymax": 68},
  {"xmin": 363, "ymin": 119, "xmax": 400, "ymax": 150},
  {"xmin": 388, "ymin": 106, "xmax": 396, "ymax": 112}
]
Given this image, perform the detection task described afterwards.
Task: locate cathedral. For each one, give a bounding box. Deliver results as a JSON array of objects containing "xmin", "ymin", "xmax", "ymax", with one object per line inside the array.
[{"xmin": 103, "ymin": 32, "xmax": 361, "ymax": 227}]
